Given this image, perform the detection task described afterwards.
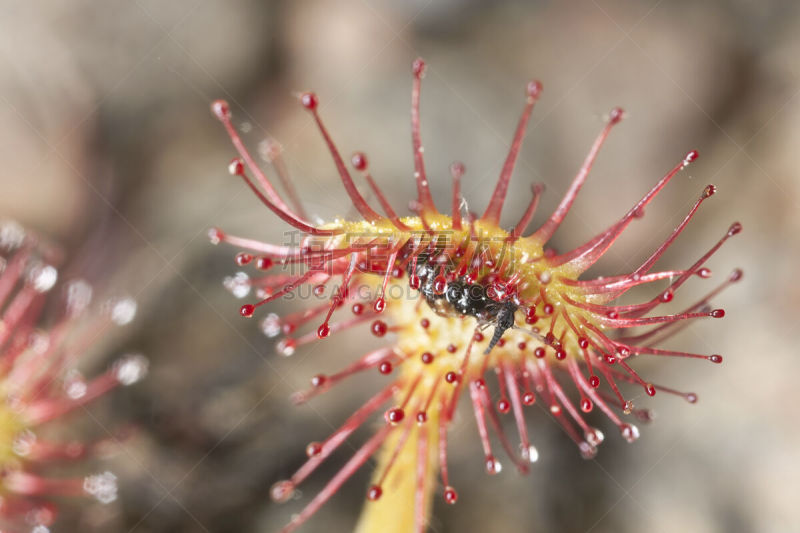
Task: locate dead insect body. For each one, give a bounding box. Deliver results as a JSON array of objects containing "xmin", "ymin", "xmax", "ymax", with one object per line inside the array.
[{"xmin": 405, "ymin": 243, "xmax": 519, "ymax": 354}]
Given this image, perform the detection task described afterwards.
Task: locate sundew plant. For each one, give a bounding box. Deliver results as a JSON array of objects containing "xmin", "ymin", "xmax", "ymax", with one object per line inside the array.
[
  {"xmin": 0, "ymin": 221, "xmax": 147, "ymax": 531},
  {"xmin": 210, "ymin": 59, "xmax": 740, "ymax": 533}
]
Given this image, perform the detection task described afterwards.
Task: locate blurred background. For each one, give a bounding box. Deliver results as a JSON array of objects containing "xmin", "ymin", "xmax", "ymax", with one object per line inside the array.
[{"xmin": 1, "ymin": 0, "xmax": 798, "ymax": 531}]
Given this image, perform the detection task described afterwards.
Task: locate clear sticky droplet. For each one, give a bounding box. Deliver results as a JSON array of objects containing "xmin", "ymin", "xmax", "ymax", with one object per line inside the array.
[
  {"xmin": 83, "ymin": 471, "xmax": 118, "ymax": 504},
  {"xmin": 585, "ymin": 428, "xmax": 605, "ymax": 447},
  {"xmin": 208, "ymin": 227, "xmax": 225, "ymax": 245},
  {"xmin": 621, "ymin": 424, "xmax": 640, "ymax": 443},
  {"xmin": 65, "ymin": 280, "xmax": 93, "ymax": 315},
  {"xmin": 223, "ymin": 272, "xmax": 251, "ymax": 299},
  {"xmin": 28, "ymin": 330, "xmax": 50, "ymax": 354},
  {"xmin": 261, "ymin": 313, "xmax": 282, "ymax": 338},
  {"xmin": 276, "ymin": 338, "xmax": 296, "ymax": 357},
  {"xmin": 12, "ymin": 429, "xmax": 36, "ymax": 457},
  {"xmin": 579, "ymin": 441, "xmax": 597, "ymax": 459},
  {"xmin": 520, "ymin": 444, "xmax": 539, "ymax": 463},
  {"xmin": 485, "ymin": 455, "xmax": 502, "ymax": 474},
  {"xmin": 257, "ymin": 139, "xmax": 282, "ymax": 163},
  {"xmin": 64, "ymin": 370, "xmax": 88, "ymax": 399},
  {"xmin": 109, "ymin": 297, "xmax": 138, "ymax": 325},
  {"xmin": 29, "ymin": 264, "xmax": 58, "ymax": 293},
  {"xmin": 270, "ymin": 480, "xmax": 295, "ymax": 503},
  {"xmin": 114, "ymin": 354, "xmax": 149, "ymax": 386},
  {"xmin": 0, "ymin": 220, "xmax": 26, "ymax": 249}
]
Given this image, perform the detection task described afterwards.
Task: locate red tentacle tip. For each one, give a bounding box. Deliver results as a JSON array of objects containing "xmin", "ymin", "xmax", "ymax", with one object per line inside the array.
[
  {"xmin": 228, "ymin": 158, "xmax": 245, "ymax": 176},
  {"xmin": 708, "ymin": 354, "xmax": 723, "ymax": 364},
  {"xmin": 412, "ymin": 57, "xmax": 426, "ymax": 78},
  {"xmin": 729, "ymin": 268, "xmax": 744, "ymax": 282},
  {"xmin": 526, "ymin": 80, "xmax": 543, "ymax": 99},
  {"xmin": 306, "ymin": 441, "xmax": 323, "ymax": 457},
  {"xmin": 385, "ymin": 407, "xmax": 405, "ymax": 424},
  {"xmin": 270, "ymin": 480, "xmax": 295, "ymax": 503},
  {"xmin": 211, "ymin": 99, "xmax": 230, "ymax": 120},
  {"xmin": 444, "ymin": 486, "xmax": 458, "ymax": 504},
  {"xmin": 351, "ymin": 152, "xmax": 368, "ymax": 171},
  {"xmin": 485, "ymin": 455, "xmax": 502, "ymax": 474},
  {"xmin": 609, "ymin": 107, "xmax": 625, "ymax": 124},
  {"xmin": 367, "ymin": 485, "xmax": 383, "ymax": 501},
  {"xmin": 433, "ymin": 275, "xmax": 447, "ymax": 295},
  {"xmin": 317, "ymin": 323, "xmax": 331, "ymax": 338},
  {"xmin": 703, "ymin": 184, "xmax": 717, "ymax": 198},
  {"xmin": 378, "ymin": 361, "xmax": 393, "ymax": 375},
  {"xmin": 709, "ymin": 308, "xmax": 725, "ymax": 318},
  {"xmin": 235, "ymin": 252, "xmax": 253, "ymax": 266},
  {"xmin": 728, "ymin": 222, "xmax": 742, "ymax": 236},
  {"xmin": 682, "ymin": 150, "xmax": 699, "ymax": 168},
  {"xmin": 208, "ymin": 227, "xmax": 225, "ymax": 245},
  {"xmin": 450, "ymin": 161, "xmax": 466, "ymax": 176},
  {"xmin": 522, "ymin": 392, "xmax": 536, "ymax": 405},
  {"xmin": 300, "ymin": 92, "xmax": 319, "ymax": 110},
  {"xmin": 255, "ymin": 257, "xmax": 273, "ymax": 270},
  {"xmin": 240, "ymin": 304, "xmax": 255, "ymax": 318},
  {"xmin": 371, "ymin": 320, "xmax": 388, "ymax": 337}
]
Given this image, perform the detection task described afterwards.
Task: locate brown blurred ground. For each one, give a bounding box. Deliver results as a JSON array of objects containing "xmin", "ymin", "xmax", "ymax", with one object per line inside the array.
[{"xmin": 1, "ymin": 1, "xmax": 798, "ymax": 532}]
